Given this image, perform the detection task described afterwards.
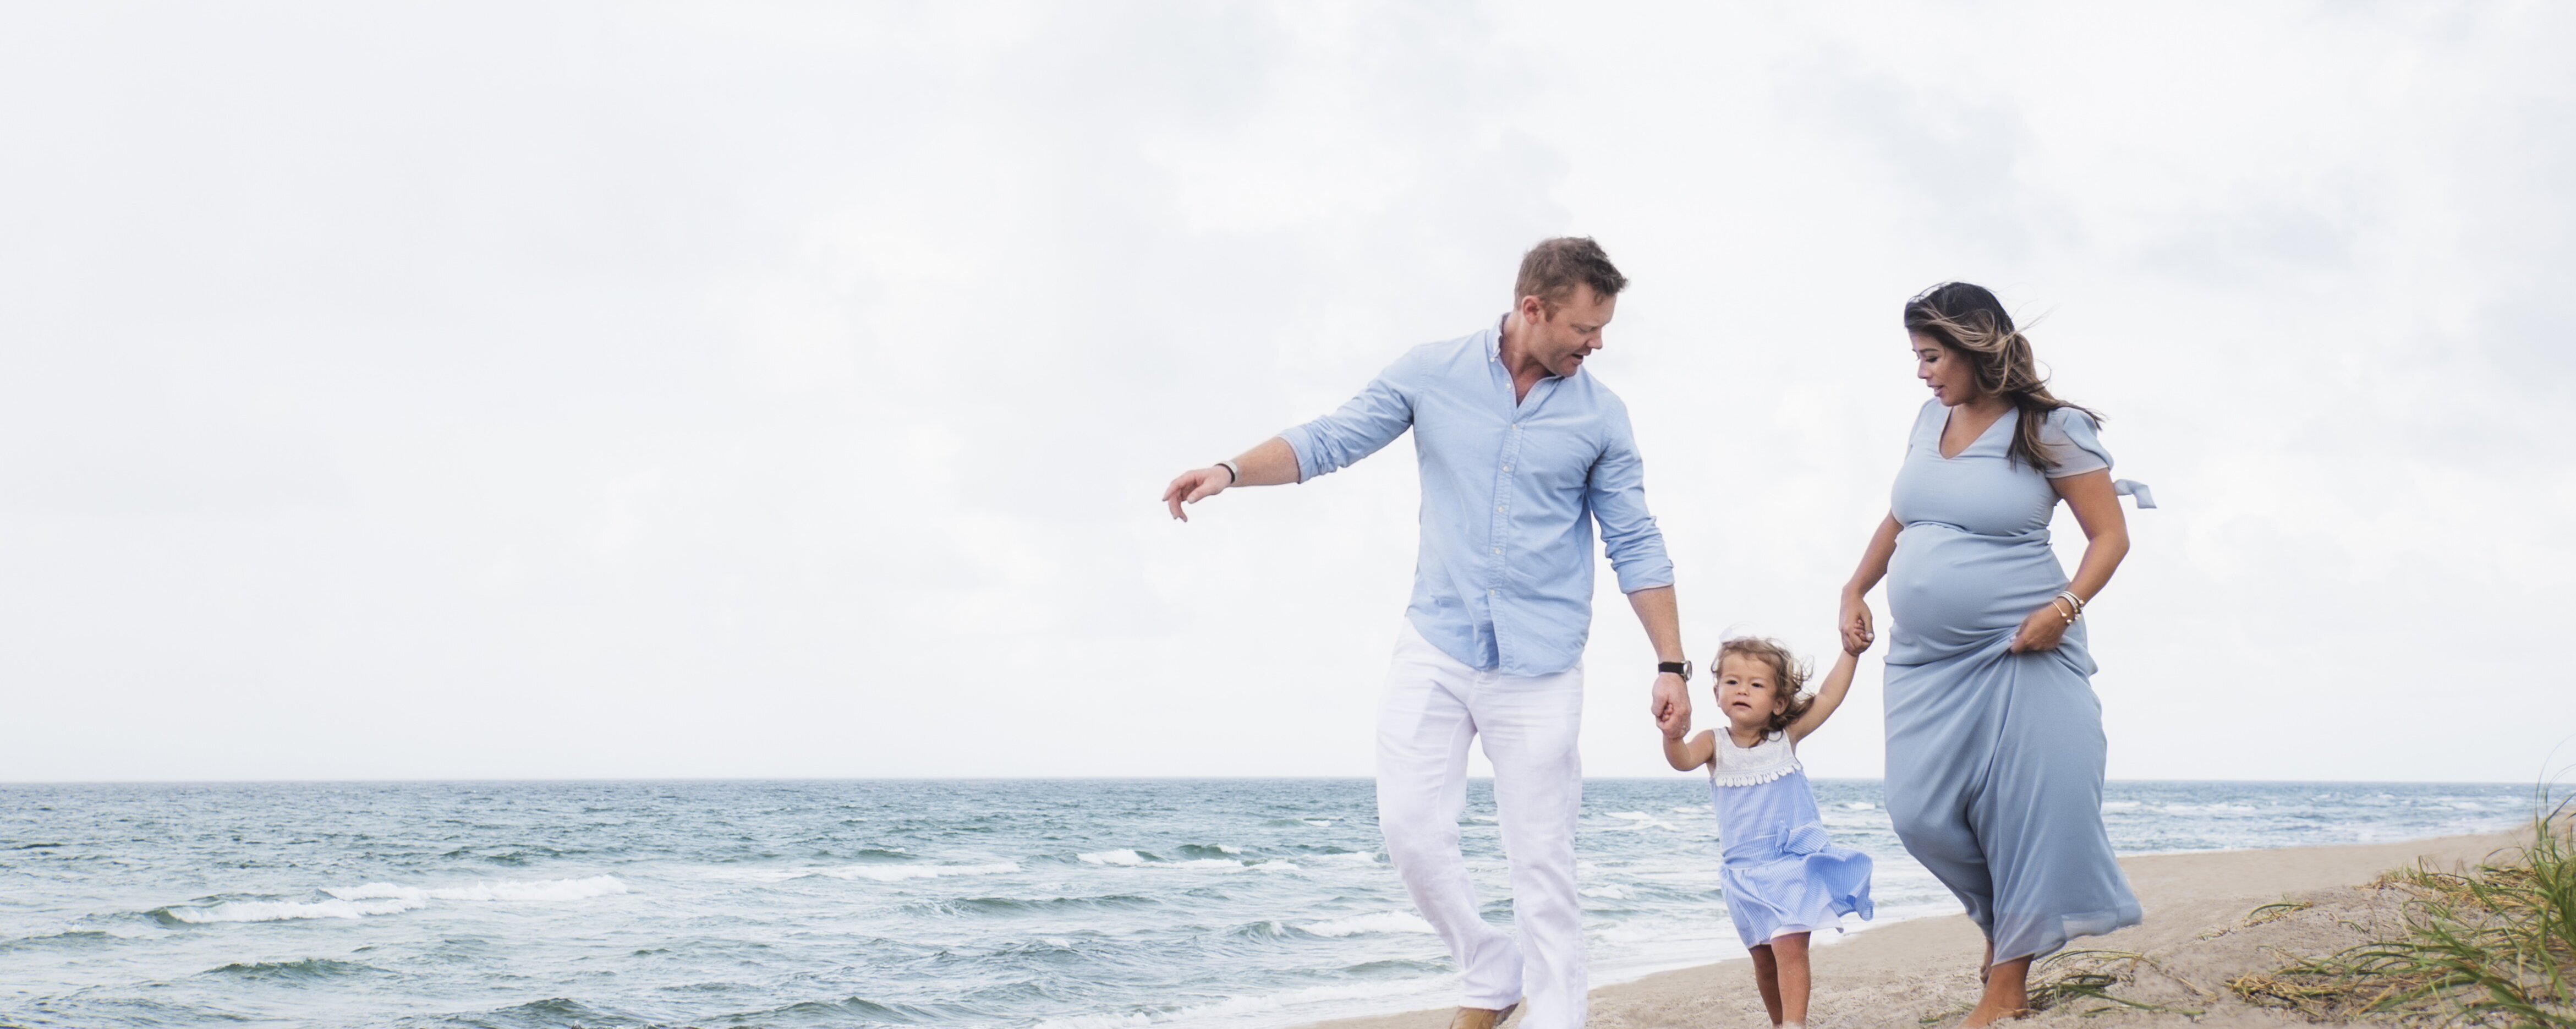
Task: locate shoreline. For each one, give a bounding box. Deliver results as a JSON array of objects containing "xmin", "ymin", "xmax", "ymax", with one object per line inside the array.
[{"xmin": 1290, "ymin": 829, "xmax": 2527, "ymax": 1029}]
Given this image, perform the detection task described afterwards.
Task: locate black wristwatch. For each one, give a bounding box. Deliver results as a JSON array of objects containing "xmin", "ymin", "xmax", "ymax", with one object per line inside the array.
[{"xmin": 1658, "ymin": 660, "xmax": 1692, "ymax": 681}]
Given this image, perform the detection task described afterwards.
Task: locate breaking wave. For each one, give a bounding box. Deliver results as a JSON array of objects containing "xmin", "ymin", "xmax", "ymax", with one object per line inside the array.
[{"xmin": 155, "ymin": 876, "xmax": 628, "ymax": 924}]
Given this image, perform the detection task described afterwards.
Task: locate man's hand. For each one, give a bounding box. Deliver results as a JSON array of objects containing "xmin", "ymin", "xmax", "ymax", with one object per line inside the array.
[
  {"xmin": 1624, "ymin": 585, "xmax": 1689, "ymax": 739},
  {"xmin": 1162, "ymin": 466, "xmax": 1233, "ymax": 522},
  {"xmin": 1652, "ymin": 671, "xmax": 1691, "ymax": 740}
]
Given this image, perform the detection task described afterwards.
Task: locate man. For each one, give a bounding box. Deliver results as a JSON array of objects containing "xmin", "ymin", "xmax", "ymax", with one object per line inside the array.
[{"xmin": 1160, "ymin": 238, "xmax": 1691, "ymax": 1029}]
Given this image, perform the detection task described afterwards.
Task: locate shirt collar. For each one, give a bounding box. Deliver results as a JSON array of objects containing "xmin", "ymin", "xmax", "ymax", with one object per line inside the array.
[{"xmin": 1492, "ymin": 313, "xmax": 1575, "ymax": 384}]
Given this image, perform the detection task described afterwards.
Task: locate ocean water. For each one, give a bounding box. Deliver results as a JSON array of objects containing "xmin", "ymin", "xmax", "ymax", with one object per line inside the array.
[{"xmin": 0, "ymin": 779, "xmax": 2547, "ymax": 1029}]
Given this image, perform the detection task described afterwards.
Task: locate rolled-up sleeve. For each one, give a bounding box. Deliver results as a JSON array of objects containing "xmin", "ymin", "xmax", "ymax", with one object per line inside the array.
[
  {"xmin": 1279, "ymin": 362, "xmax": 1415, "ymax": 483},
  {"xmin": 1587, "ymin": 404, "xmax": 1674, "ymax": 593}
]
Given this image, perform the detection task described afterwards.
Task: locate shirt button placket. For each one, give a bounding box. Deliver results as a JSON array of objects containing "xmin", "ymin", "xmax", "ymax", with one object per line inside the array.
[{"xmin": 1491, "ymin": 421, "xmax": 1522, "ymax": 667}]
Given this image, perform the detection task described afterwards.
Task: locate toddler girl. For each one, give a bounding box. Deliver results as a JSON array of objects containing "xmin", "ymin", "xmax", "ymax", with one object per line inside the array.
[{"xmin": 1663, "ymin": 634, "xmax": 1877, "ymax": 1029}]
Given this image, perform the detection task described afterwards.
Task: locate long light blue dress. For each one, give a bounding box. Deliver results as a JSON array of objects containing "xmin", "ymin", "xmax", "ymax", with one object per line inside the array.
[
  {"xmin": 1882, "ymin": 400, "xmax": 2150, "ymax": 964},
  {"xmin": 1708, "ymin": 732, "xmax": 1874, "ymax": 948}
]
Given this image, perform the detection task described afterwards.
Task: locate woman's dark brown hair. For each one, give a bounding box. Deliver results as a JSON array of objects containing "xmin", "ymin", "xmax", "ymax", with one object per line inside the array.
[
  {"xmin": 1716, "ymin": 637, "xmax": 1812, "ymax": 736},
  {"xmin": 1903, "ymin": 282, "xmax": 2102, "ymax": 472}
]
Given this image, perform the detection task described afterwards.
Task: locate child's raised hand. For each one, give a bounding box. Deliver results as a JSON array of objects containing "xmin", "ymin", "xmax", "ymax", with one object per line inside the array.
[
  {"xmin": 1655, "ymin": 698, "xmax": 1691, "ymax": 740},
  {"xmin": 1843, "ymin": 622, "xmax": 1875, "ymax": 656},
  {"xmin": 1838, "ymin": 594, "xmax": 1874, "ymax": 655}
]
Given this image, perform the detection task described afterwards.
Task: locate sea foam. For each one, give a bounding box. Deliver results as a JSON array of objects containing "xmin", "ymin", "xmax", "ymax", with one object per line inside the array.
[
  {"xmin": 160, "ymin": 896, "xmax": 424, "ymax": 924},
  {"xmin": 159, "ymin": 875, "xmax": 630, "ymax": 924},
  {"xmin": 820, "ymin": 863, "xmax": 1018, "ymax": 883},
  {"xmin": 1076, "ymin": 850, "xmax": 1294, "ymax": 872},
  {"xmin": 326, "ymin": 875, "xmax": 629, "ymax": 904},
  {"xmin": 1035, "ymin": 976, "xmax": 1437, "ymax": 1029},
  {"xmin": 1297, "ymin": 911, "xmax": 1435, "ymax": 938}
]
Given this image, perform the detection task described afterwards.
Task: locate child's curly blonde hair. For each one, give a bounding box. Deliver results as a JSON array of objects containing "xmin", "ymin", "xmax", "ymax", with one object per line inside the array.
[{"xmin": 1715, "ymin": 637, "xmax": 1813, "ymax": 735}]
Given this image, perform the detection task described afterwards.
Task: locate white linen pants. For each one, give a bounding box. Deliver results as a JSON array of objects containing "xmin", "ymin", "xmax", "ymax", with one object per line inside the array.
[{"xmin": 1377, "ymin": 623, "xmax": 1588, "ymax": 1029}]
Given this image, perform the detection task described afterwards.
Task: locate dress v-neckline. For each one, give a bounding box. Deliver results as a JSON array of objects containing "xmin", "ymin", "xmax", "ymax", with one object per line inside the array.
[{"xmin": 1937, "ymin": 404, "xmax": 2013, "ymax": 461}]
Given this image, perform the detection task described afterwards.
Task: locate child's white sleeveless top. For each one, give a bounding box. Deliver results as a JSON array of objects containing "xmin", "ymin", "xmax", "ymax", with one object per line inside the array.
[{"xmin": 1707, "ymin": 730, "xmax": 1801, "ymax": 787}]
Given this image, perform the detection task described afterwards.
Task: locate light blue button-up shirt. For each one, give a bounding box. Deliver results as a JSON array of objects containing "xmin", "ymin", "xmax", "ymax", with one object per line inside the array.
[{"xmin": 1279, "ymin": 319, "xmax": 1674, "ymax": 676}]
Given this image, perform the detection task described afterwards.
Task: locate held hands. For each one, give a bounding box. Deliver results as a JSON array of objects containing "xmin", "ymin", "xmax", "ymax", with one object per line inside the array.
[
  {"xmin": 1651, "ymin": 672, "xmax": 1691, "ymax": 740},
  {"xmin": 1838, "ymin": 592, "xmax": 1875, "ymax": 656},
  {"xmin": 1843, "ymin": 619, "xmax": 1876, "ymax": 656},
  {"xmin": 1161, "ymin": 465, "xmax": 1234, "ymax": 521}
]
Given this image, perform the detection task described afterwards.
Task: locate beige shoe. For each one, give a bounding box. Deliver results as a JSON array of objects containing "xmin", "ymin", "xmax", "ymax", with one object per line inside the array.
[{"xmin": 1447, "ymin": 1002, "xmax": 1519, "ymax": 1029}]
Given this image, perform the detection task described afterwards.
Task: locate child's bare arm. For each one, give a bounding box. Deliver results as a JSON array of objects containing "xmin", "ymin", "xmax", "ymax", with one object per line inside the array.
[
  {"xmin": 1788, "ymin": 649, "xmax": 1865, "ymax": 743},
  {"xmin": 1664, "ymin": 729, "xmax": 1716, "ymax": 771}
]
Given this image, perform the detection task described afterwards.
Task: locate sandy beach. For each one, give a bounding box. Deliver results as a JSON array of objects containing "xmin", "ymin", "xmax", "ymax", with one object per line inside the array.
[{"xmin": 1298, "ymin": 830, "xmax": 2526, "ymax": 1029}]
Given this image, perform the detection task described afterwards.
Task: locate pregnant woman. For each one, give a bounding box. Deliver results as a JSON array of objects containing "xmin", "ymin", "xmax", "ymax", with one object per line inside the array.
[{"xmin": 1839, "ymin": 283, "xmax": 2153, "ymax": 1026}]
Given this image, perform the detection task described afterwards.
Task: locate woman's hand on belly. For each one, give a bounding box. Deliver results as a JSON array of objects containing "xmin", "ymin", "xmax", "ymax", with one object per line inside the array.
[{"xmin": 2007, "ymin": 601, "xmax": 2071, "ymax": 653}]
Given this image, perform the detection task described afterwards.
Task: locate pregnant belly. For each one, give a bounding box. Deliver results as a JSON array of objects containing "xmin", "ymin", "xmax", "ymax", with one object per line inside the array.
[{"xmin": 1887, "ymin": 524, "xmax": 2067, "ymax": 660}]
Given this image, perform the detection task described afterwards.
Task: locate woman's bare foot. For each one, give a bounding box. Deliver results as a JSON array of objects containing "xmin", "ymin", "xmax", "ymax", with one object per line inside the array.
[{"xmin": 1958, "ymin": 955, "xmax": 2031, "ymax": 1027}]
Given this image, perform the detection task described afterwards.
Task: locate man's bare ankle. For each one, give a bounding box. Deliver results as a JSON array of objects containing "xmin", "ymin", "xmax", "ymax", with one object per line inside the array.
[{"xmin": 1446, "ymin": 1000, "xmax": 1520, "ymax": 1029}]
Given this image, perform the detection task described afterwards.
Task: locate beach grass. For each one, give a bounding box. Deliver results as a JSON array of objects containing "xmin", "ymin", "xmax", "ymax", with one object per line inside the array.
[
  {"xmin": 2026, "ymin": 949, "xmax": 2204, "ymax": 1018},
  {"xmin": 2246, "ymin": 899, "xmax": 2315, "ymax": 926},
  {"xmin": 2228, "ymin": 796, "xmax": 2576, "ymax": 1025}
]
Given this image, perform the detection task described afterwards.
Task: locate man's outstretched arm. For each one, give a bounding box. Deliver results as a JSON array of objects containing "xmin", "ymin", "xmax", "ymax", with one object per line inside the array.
[
  {"xmin": 1163, "ymin": 363, "xmax": 1416, "ymax": 522},
  {"xmin": 1162, "ymin": 437, "xmax": 1300, "ymax": 521}
]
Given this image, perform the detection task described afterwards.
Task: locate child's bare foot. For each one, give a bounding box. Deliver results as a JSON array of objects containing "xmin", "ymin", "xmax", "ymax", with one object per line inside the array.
[{"xmin": 1957, "ymin": 1002, "xmax": 2029, "ymax": 1027}]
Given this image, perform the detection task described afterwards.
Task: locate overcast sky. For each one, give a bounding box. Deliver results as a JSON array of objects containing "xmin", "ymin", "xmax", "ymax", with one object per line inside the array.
[{"xmin": 3, "ymin": 2, "xmax": 2569, "ymax": 783}]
